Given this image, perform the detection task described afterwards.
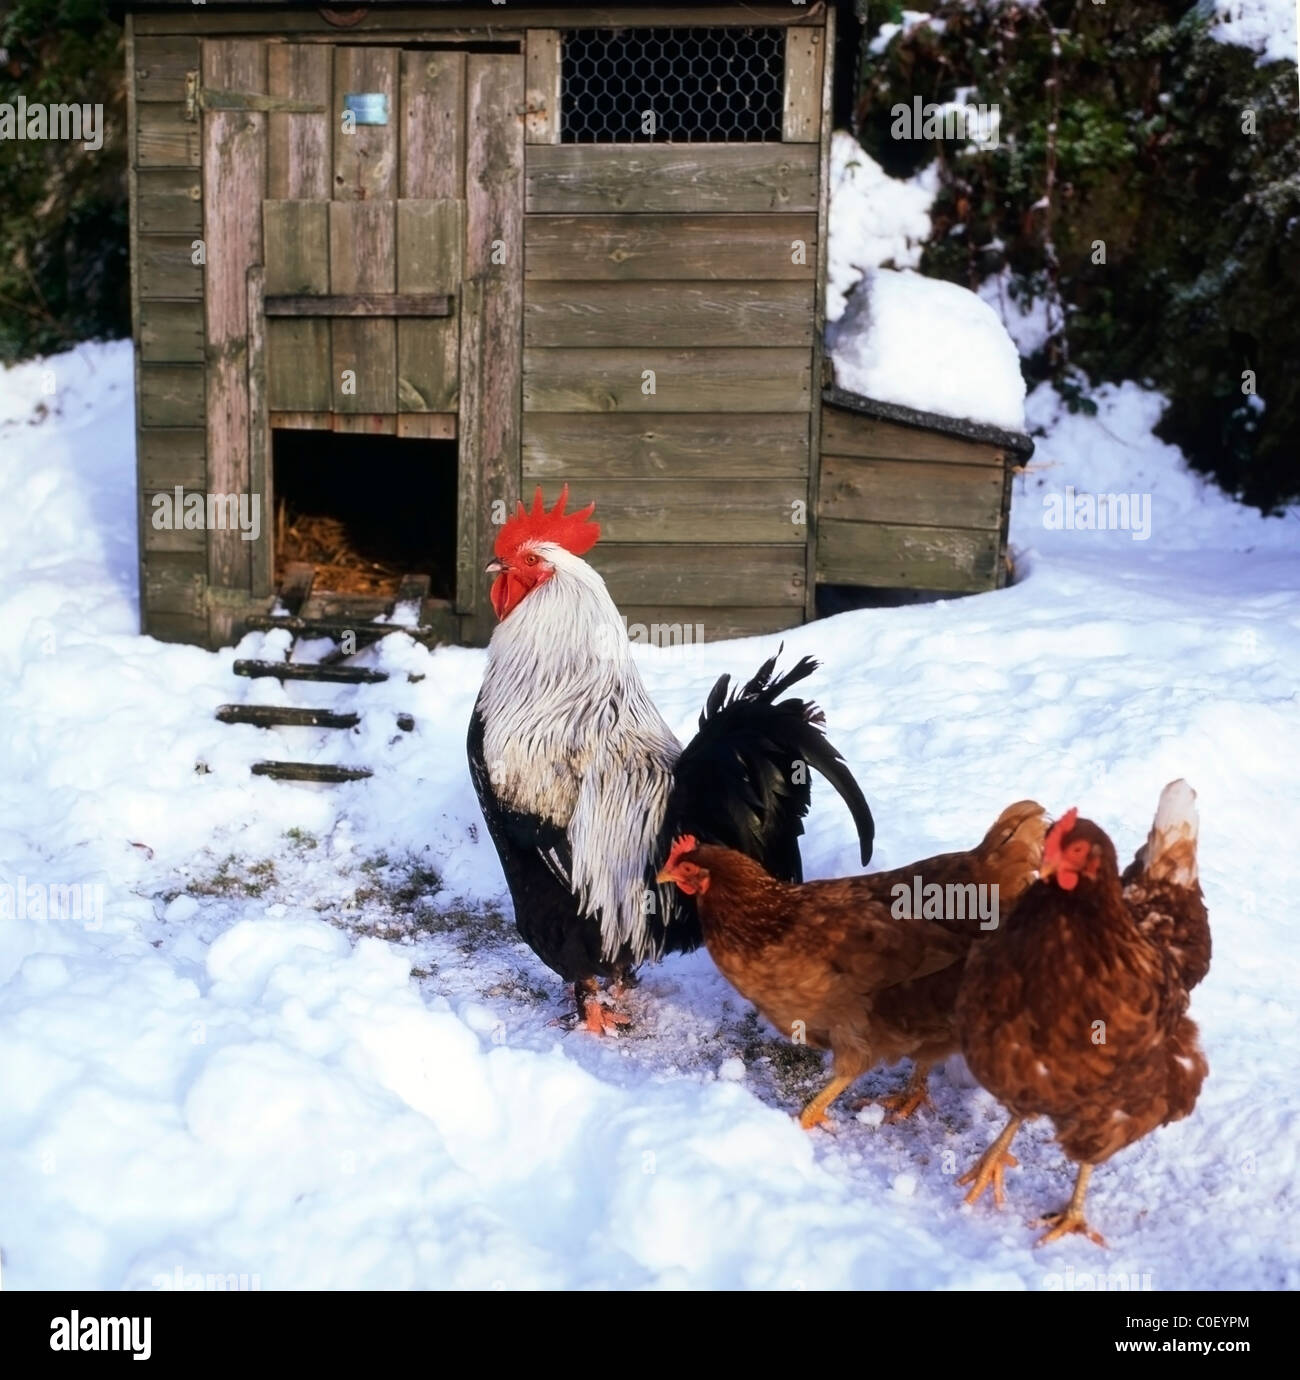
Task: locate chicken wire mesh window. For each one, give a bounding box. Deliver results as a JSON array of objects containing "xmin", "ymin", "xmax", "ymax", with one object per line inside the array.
[{"xmin": 559, "ymin": 28, "xmax": 785, "ymax": 144}]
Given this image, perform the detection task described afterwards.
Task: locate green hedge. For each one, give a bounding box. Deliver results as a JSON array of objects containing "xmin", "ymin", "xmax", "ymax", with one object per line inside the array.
[
  {"xmin": 856, "ymin": 0, "xmax": 1299, "ymax": 511},
  {"xmin": 0, "ymin": 0, "xmax": 127, "ymax": 362}
]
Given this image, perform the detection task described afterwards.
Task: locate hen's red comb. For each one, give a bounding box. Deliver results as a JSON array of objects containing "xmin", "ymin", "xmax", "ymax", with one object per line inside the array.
[
  {"xmin": 494, "ymin": 484, "xmax": 599, "ymax": 560},
  {"xmin": 1043, "ymin": 808, "xmax": 1079, "ymax": 865},
  {"xmin": 662, "ymin": 835, "xmax": 700, "ymax": 874}
]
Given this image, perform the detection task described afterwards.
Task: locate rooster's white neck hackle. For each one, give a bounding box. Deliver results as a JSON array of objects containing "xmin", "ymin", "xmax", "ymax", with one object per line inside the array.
[{"xmin": 477, "ymin": 543, "xmax": 681, "ymax": 962}]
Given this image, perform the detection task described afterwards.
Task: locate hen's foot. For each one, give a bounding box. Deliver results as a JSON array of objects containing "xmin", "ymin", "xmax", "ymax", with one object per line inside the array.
[
  {"xmin": 1032, "ymin": 1209, "xmax": 1107, "ymax": 1248},
  {"xmin": 957, "ymin": 1116, "xmax": 1023, "ymax": 1207},
  {"xmin": 1033, "ymin": 1163, "xmax": 1105, "ymax": 1246},
  {"xmin": 879, "ymin": 1071, "xmax": 933, "ymax": 1122},
  {"xmin": 798, "ymin": 1073, "xmax": 855, "ymax": 1131}
]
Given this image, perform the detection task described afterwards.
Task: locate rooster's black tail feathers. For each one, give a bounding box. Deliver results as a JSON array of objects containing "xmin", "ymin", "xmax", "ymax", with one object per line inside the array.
[{"xmin": 661, "ymin": 647, "xmax": 875, "ymax": 891}]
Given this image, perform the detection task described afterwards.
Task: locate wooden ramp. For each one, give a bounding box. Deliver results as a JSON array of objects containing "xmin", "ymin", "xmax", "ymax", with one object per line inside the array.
[{"xmin": 215, "ymin": 565, "xmax": 428, "ymax": 782}]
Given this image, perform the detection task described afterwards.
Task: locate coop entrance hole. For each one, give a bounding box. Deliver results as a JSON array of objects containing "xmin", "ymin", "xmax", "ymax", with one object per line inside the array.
[{"xmin": 271, "ymin": 429, "xmax": 457, "ymax": 602}]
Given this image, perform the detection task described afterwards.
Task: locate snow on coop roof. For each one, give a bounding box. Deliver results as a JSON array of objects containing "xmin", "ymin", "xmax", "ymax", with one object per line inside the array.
[{"xmin": 826, "ymin": 266, "xmax": 1029, "ymax": 439}]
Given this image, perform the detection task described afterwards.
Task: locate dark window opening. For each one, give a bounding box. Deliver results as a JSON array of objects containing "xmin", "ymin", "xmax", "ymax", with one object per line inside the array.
[
  {"xmin": 560, "ymin": 27, "xmax": 784, "ymax": 144},
  {"xmin": 272, "ymin": 430, "xmax": 456, "ymax": 602}
]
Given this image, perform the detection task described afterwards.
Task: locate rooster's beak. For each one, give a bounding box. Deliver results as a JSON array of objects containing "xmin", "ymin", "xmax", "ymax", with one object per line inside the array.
[{"xmin": 485, "ymin": 559, "xmax": 505, "ymax": 575}]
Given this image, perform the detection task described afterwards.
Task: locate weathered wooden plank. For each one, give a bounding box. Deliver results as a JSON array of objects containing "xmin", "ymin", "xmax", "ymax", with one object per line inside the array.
[
  {"xmin": 397, "ymin": 199, "xmax": 464, "ymax": 412},
  {"xmin": 247, "ymin": 264, "xmax": 272, "ymax": 598},
  {"xmin": 143, "ymin": 552, "xmax": 206, "ymax": 616},
  {"xmin": 250, "ymin": 762, "xmax": 374, "ymax": 783},
  {"xmin": 139, "ymin": 365, "xmax": 205, "ymax": 427},
  {"xmin": 134, "ymin": 35, "xmax": 200, "ymax": 103},
  {"xmin": 524, "ymin": 30, "xmax": 561, "ymax": 144},
  {"xmin": 455, "ymin": 279, "xmax": 485, "ymax": 617},
  {"xmin": 134, "ymin": 7, "xmax": 818, "ymax": 36},
  {"xmin": 558, "ymin": 480, "xmax": 805, "ymax": 544},
  {"xmin": 524, "ymin": 280, "xmax": 813, "ymax": 349},
  {"xmin": 617, "ymin": 606, "xmax": 804, "ymax": 643},
  {"xmin": 397, "ymin": 413, "xmax": 457, "ymax": 440},
  {"xmin": 820, "ymin": 408, "xmax": 1006, "ymax": 467},
  {"xmin": 263, "ymin": 199, "xmax": 331, "ymax": 412},
  {"xmin": 267, "ymin": 43, "xmax": 332, "ymax": 199},
  {"xmin": 141, "ymin": 490, "xmax": 205, "ymax": 553},
  {"xmin": 331, "ymin": 413, "xmax": 397, "ymax": 435},
  {"xmin": 136, "ymin": 104, "xmax": 200, "ymax": 167},
  {"xmin": 139, "ymin": 429, "xmax": 206, "ymax": 489},
  {"xmin": 333, "ymin": 45, "xmax": 398, "ymax": 201},
  {"xmin": 137, "ymin": 169, "xmax": 202, "ymax": 233},
  {"xmin": 217, "ymin": 704, "xmax": 361, "ymax": 729},
  {"xmin": 139, "ymin": 300, "xmax": 204, "ymax": 363},
  {"xmin": 818, "ymin": 455, "xmax": 1004, "ymax": 531},
  {"xmin": 525, "ymin": 213, "xmax": 817, "ymax": 282},
  {"xmin": 400, "ymin": 50, "xmax": 465, "ymax": 198},
  {"xmin": 138, "ymin": 235, "xmax": 203, "ymax": 298},
  {"xmin": 202, "ymin": 38, "xmax": 265, "ymax": 601},
  {"xmin": 523, "ymin": 348, "xmax": 811, "ymax": 413},
  {"xmin": 235, "ymin": 659, "xmax": 388, "ymax": 685},
  {"xmin": 145, "ymin": 611, "xmax": 210, "ymax": 646},
  {"xmin": 782, "ymin": 26, "xmax": 825, "ymax": 142},
  {"xmin": 264, "ymin": 49, "xmax": 331, "ymax": 421},
  {"xmin": 266, "ymin": 292, "xmax": 452, "ymax": 318},
  {"xmin": 804, "ymin": 1, "xmax": 835, "ymax": 622},
  {"xmin": 461, "ymin": 53, "xmax": 524, "ymax": 642},
  {"xmin": 526, "ymin": 145, "xmax": 819, "ymax": 214},
  {"xmin": 523, "ymin": 412, "xmax": 808, "ymax": 479},
  {"xmin": 816, "ymin": 520, "xmax": 1001, "ymax": 592},
  {"xmin": 266, "ymin": 411, "xmax": 456, "ymax": 437},
  {"xmin": 329, "ymin": 201, "xmax": 397, "ymax": 413},
  {"xmin": 590, "ymin": 545, "xmax": 805, "ymax": 608}
]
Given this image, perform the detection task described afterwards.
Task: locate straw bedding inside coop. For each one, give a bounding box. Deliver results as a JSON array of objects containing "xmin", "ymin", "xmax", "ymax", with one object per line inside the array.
[{"xmin": 271, "ymin": 430, "xmax": 457, "ymax": 600}]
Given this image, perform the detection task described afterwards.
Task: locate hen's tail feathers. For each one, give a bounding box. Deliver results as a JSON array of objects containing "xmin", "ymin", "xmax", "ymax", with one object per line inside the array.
[
  {"xmin": 1138, "ymin": 779, "xmax": 1200, "ymax": 888},
  {"xmin": 976, "ymin": 799, "xmax": 1050, "ymax": 901},
  {"xmin": 661, "ymin": 649, "xmax": 875, "ymax": 885}
]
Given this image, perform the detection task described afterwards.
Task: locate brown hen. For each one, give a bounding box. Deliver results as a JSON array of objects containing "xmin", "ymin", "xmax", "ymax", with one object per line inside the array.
[
  {"xmin": 656, "ymin": 800, "xmax": 1047, "ymax": 1129},
  {"xmin": 955, "ymin": 781, "xmax": 1209, "ymax": 1246}
]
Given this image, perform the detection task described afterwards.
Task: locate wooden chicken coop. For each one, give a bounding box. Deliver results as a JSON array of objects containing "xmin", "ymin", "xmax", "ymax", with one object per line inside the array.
[{"xmin": 124, "ymin": 0, "xmax": 1033, "ymax": 650}]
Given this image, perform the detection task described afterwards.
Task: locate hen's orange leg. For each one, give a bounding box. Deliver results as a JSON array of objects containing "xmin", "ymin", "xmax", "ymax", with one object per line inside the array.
[
  {"xmin": 1034, "ymin": 1163, "xmax": 1107, "ymax": 1247},
  {"xmin": 879, "ymin": 1063, "xmax": 934, "ymax": 1121},
  {"xmin": 957, "ymin": 1116, "xmax": 1022, "ymax": 1207},
  {"xmin": 798, "ymin": 1073, "xmax": 855, "ymax": 1130},
  {"xmin": 575, "ymin": 978, "xmax": 631, "ymax": 1036}
]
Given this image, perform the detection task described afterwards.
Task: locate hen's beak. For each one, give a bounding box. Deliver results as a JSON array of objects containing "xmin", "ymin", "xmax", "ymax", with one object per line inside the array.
[
  {"xmin": 1039, "ymin": 858, "xmax": 1056, "ymax": 881},
  {"xmin": 655, "ymin": 866, "xmax": 674, "ymax": 885},
  {"xmin": 485, "ymin": 559, "xmax": 505, "ymax": 575}
]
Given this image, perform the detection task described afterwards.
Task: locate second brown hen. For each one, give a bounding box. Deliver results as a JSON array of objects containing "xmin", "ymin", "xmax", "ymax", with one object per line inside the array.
[{"xmin": 656, "ymin": 800, "xmax": 1047, "ymax": 1128}]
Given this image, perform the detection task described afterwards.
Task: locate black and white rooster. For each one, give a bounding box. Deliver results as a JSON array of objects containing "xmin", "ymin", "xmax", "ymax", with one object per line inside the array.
[{"xmin": 467, "ymin": 487, "xmax": 876, "ymax": 1032}]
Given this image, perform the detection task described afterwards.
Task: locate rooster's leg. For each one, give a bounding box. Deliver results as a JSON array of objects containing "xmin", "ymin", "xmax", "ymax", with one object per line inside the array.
[
  {"xmin": 1033, "ymin": 1163, "xmax": 1107, "ymax": 1247},
  {"xmin": 879, "ymin": 1063, "xmax": 934, "ymax": 1121},
  {"xmin": 574, "ymin": 977, "xmax": 631, "ymax": 1036},
  {"xmin": 798, "ymin": 1073, "xmax": 855, "ymax": 1130},
  {"xmin": 957, "ymin": 1116, "xmax": 1022, "ymax": 1207}
]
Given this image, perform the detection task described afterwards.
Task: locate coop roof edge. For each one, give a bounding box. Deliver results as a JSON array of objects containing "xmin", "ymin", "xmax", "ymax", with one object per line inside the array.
[{"xmin": 822, "ymin": 385, "xmax": 1035, "ymax": 460}]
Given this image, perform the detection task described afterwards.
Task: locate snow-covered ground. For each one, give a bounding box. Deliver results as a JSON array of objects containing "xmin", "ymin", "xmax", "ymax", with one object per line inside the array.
[{"xmin": 1, "ymin": 337, "xmax": 1296, "ymax": 1291}]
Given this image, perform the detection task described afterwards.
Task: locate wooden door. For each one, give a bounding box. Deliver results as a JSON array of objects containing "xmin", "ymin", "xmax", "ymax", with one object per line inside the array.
[{"xmin": 199, "ymin": 42, "xmax": 522, "ymax": 637}]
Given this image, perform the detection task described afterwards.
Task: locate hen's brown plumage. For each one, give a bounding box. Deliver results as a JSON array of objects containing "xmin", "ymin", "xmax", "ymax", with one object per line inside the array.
[
  {"xmin": 657, "ymin": 800, "xmax": 1047, "ymax": 1127},
  {"xmin": 955, "ymin": 782, "xmax": 1209, "ymax": 1245}
]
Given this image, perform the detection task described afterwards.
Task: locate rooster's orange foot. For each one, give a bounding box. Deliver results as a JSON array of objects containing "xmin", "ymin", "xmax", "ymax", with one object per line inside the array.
[
  {"xmin": 581, "ymin": 1002, "xmax": 631, "ymax": 1036},
  {"xmin": 1032, "ymin": 1210, "xmax": 1107, "ymax": 1248}
]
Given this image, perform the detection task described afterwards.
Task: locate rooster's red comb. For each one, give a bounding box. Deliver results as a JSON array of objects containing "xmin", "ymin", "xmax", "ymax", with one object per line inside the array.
[
  {"xmin": 494, "ymin": 484, "xmax": 599, "ymax": 560},
  {"xmin": 1043, "ymin": 808, "xmax": 1079, "ymax": 865},
  {"xmin": 662, "ymin": 835, "xmax": 700, "ymax": 874}
]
